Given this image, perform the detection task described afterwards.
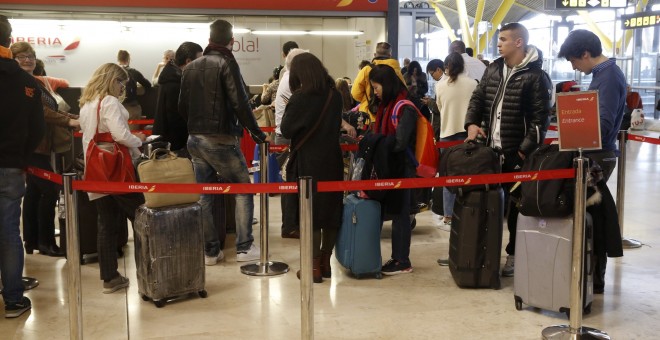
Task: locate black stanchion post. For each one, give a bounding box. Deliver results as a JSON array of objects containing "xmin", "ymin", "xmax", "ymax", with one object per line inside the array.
[
  {"xmin": 241, "ymin": 142, "xmax": 289, "ymax": 276},
  {"xmin": 542, "ymin": 153, "xmax": 610, "ymax": 340},
  {"xmin": 298, "ymin": 176, "xmax": 314, "ymax": 340},
  {"xmin": 617, "ymin": 130, "xmax": 641, "ymax": 249},
  {"xmin": 63, "ymin": 173, "xmax": 83, "ymax": 340}
]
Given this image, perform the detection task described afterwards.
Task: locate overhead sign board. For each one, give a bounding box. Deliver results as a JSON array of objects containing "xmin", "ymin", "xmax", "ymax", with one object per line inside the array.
[
  {"xmin": 554, "ymin": 0, "xmax": 628, "ymax": 9},
  {"xmin": 556, "ymin": 91, "xmax": 602, "ymax": 151},
  {"xmin": 621, "ymin": 11, "xmax": 660, "ymax": 29}
]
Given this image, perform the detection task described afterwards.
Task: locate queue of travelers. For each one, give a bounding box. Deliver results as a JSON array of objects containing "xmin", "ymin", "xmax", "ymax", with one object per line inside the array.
[{"xmin": 0, "ymin": 15, "xmax": 629, "ymax": 322}]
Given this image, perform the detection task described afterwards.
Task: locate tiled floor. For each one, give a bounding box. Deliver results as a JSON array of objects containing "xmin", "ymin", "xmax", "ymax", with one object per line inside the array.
[{"xmin": 1, "ymin": 139, "xmax": 658, "ymax": 339}]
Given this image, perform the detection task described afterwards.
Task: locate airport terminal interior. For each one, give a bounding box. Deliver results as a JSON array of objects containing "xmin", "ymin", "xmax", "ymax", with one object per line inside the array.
[{"xmin": 2, "ymin": 0, "xmax": 660, "ymax": 339}]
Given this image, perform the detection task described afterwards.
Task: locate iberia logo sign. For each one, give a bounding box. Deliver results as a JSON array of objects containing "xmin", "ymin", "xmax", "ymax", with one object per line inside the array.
[{"xmin": 10, "ymin": 36, "xmax": 80, "ymax": 62}]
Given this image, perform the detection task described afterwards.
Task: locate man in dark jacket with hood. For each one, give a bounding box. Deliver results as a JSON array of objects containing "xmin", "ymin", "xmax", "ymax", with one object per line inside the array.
[
  {"xmin": 153, "ymin": 41, "xmax": 203, "ymax": 154},
  {"xmin": 0, "ymin": 15, "xmax": 45, "ymax": 318},
  {"xmin": 465, "ymin": 22, "xmax": 552, "ymax": 277},
  {"xmin": 180, "ymin": 20, "xmax": 269, "ymax": 266}
]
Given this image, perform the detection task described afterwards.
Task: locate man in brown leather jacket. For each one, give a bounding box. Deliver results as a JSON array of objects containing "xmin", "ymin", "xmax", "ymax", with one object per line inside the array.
[{"xmin": 179, "ymin": 19, "xmax": 269, "ymax": 266}]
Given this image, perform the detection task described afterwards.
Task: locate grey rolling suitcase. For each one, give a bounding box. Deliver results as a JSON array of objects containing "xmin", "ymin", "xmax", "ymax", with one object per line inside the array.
[
  {"xmin": 448, "ymin": 188, "xmax": 504, "ymax": 289},
  {"xmin": 514, "ymin": 214, "xmax": 593, "ymax": 318},
  {"xmin": 134, "ymin": 203, "xmax": 207, "ymax": 308}
]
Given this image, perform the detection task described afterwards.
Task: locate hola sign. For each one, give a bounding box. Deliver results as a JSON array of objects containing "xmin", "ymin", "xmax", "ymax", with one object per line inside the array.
[{"xmin": 556, "ymin": 91, "xmax": 602, "ymax": 151}]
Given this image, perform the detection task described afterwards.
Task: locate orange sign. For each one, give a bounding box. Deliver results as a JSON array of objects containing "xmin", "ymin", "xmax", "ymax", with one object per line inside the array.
[{"xmin": 556, "ymin": 91, "xmax": 602, "ymax": 151}]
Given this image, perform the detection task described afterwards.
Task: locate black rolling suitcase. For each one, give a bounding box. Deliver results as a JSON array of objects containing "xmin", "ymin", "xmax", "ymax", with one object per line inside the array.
[
  {"xmin": 449, "ymin": 188, "xmax": 504, "ymax": 289},
  {"xmin": 134, "ymin": 203, "xmax": 207, "ymax": 308},
  {"xmin": 59, "ymin": 190, "xmax": 128, "ymax": 264}
]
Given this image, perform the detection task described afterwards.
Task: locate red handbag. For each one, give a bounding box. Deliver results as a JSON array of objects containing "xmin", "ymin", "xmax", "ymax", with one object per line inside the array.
[{"xmin": 84, "ymin": 99, "xmax": 136, "ymax": 183}]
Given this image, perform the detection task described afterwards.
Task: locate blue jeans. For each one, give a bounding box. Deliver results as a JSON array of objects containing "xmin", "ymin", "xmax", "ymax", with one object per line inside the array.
[
  {"xmin": 440, "ymin": 132, "xmax": 467, "ymax": 218},
  {"xmin": 188, "ymin": 135, "xmax": 254, "ymax": 255},
  {"xmin": 0, "ymin": 168, "xmax": 26, "ymax": 304}
]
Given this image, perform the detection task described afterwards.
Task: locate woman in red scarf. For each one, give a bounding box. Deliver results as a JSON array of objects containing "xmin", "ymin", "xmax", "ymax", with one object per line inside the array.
[{"xmin": 368, "ymin": 64, "xmax": 418, "ymax": 275}]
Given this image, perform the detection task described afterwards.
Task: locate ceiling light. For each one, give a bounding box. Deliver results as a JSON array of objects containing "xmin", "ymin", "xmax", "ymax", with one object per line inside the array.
[
  {"xmin": 252, "ymin": 30, "xmax": 307, "ymax": 35},
  {"xmin": 252, "ymin": 30, "xmax": 363, "ymax": 36}
]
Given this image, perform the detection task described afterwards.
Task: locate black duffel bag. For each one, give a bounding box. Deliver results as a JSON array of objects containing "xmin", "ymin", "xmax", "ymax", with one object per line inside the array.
[
  {"xmin": 439, "ymin": 140, "xmax": 501, "ymax": 196},
  {"xmin": 519, "ymin": 144, "xmax": 576, "ymax": 217}
]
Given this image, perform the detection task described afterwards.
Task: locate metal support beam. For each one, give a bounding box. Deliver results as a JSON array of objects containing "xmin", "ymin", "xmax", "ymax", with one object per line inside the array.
[
  {"xmin": 429, "ymin": 1, "xmax": 457, "ymax": 43},
  {"xmin": 472, "ymin": 0, "xmax": 485, "ymax": 50},
  {"xmin": 577, "ymin": 11, "xmax": 613, "ymax": 52},
  {"xmin": 387, "ymin": 0, "xmax": 399, "ymax": 58},
  {"xmin": 477, "ymin": 0, "xmax": 515, "ymax": 54},
  {"xmin": 455, "ymin": 0, "xmax": 474, "ymax": 47}
]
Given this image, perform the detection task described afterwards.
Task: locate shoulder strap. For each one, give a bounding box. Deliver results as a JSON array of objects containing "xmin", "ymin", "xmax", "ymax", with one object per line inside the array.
[
  {"xmin": 391, "ymin": 99, "xmax": 419, "ymax": 128},
  {"xmin": 291, "ymin": 90, "xmax": 334, "ymax": 153}
]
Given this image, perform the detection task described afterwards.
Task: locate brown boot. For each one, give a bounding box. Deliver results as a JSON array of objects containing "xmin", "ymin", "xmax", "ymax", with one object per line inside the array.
[
  {"xmin": 320, "ymin": 252, "xmax": 332, "ymax": 278},
  {"xmin": 296, "ymin": 257, "xmax": 323, "ymax": 283}
]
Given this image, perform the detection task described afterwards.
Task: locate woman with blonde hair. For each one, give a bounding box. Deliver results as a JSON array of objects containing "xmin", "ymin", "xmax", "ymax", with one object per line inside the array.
[{"xmin": 79, "ymin": 63, "xmax": 146, "ymax": 294}]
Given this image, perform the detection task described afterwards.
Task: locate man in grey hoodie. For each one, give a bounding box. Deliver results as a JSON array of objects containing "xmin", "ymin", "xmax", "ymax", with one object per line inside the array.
[{"xmin": 464, "ymin": 22, "xmax": 552, "ymax": 277}]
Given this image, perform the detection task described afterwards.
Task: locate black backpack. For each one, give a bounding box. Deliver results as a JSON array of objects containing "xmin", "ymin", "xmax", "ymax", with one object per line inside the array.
[
  {"xmin": 518, "ymin": 144, "xmax": 576, "ymax": 217},
  {"xmin": 438, "ymin": 141, "xmax": 501, "ymax": 196}
]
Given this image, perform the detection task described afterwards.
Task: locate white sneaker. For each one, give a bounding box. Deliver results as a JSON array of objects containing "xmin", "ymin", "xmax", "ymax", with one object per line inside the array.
[
  {"xmin": 502, "ymin": 255, "xmax": 515, "ymax": 277},
  {"xmin": 205, "ymin": 250, "xmax": 225, "ymax": 266},
  {"xmin": 237, "ymin": 244, "xmax": 260, "ymax": 262}
]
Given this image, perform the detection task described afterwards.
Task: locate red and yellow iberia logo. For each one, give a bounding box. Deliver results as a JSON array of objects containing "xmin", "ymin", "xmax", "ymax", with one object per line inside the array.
[
  {"xmin": 464, "ymin": 178, "xmax": 472, "ymax": 185},
  {"xmin": 25, "ymin": 86, "xmax": 35, "ymax": 98}
]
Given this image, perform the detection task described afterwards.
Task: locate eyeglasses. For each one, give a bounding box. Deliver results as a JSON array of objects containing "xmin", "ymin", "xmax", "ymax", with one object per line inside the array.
[
  {"xmin": 15, "ymin": 55, "xmax": 36, "ymax": 62},
  {"xmin": 117, "ymin": 79, "xmax": 127, "ymax": 88}
]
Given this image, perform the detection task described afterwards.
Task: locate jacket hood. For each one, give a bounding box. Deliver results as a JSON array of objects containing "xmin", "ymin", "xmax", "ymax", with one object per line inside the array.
[
  {"xmin": 157, "ymin": 62, "xmax": 181, "ymax": 85},
  {"xmin": 492, "ymin": 45, "xmax": 544, "ymax": 71},
  {"xmin": 515, "ymin": 45, "xmax": 543, "ymax": 70},
  {"xmin": 373, "ymin": 57, "xmax": 401, "ymax": 70}
]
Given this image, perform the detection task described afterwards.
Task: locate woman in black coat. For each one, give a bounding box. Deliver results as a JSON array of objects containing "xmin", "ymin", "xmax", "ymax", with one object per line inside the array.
[{"xmin": 281, "ymin": 52, "xmax": 344, "ymax": 283}]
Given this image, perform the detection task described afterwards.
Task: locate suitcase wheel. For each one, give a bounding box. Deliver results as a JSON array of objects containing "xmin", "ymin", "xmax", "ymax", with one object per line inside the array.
[
  {"xmin": 514, "ymin": 296, "xmax": 523, "ymax": 311},
  {"xmin": 140, "ymin": 294, "xmax": 150, "ymax": 302},
  {"xmin": 153, "ymin": 300, "xmax": 166, "ymax": 308},
  {"xmin": 410, "ymin": 217, "xmax": 417, "ymax": 230},
  {"xmin": 198, "ymin": 290, "xmax": 208, "ymax": 298}
]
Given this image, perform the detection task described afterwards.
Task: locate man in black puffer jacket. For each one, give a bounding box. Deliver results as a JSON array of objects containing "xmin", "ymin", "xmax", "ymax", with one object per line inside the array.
[{"xmin": 465, "ymin": 22, "xmax": 552, "ymax": 278}]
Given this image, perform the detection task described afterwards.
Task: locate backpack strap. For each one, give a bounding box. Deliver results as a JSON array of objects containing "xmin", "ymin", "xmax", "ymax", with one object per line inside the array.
[{"xmin": 391, "ymin": 99, "xmax": 417, "ymax": 128}]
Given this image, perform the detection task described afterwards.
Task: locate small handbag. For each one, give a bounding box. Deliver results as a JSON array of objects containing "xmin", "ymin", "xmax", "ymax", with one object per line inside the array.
[
  {"xmin": 84, "ymin": 99, "xmax": 136, "ymax": 185},
  {"xmin": 137, "ymin": 148, "xmax": 200, "ymax": 208},
  {"xmin": 281, "ymin": 90, "xmax": 334, "ymax": 181}
]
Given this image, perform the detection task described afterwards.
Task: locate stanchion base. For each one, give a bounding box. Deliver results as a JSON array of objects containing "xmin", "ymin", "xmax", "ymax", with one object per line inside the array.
[
  {"xmin": 241, "ymin": 261, "xmax": 289, "ymax": 277},
  {"xmin": 622, "ymin": 238, "xmax": 642, "ymax": 249},
  {"xmin": 542, "ymin": 325, "xmax": 610, "ymax": 339}
]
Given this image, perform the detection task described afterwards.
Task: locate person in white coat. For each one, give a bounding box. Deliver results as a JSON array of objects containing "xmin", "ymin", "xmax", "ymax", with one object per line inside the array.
[
  {"xmin": 435, "ymin": 53, "xmax": 478, "ymax": 265},
  {"xmin": 79, "ymin": 63, "xmax": 146, "ymax": 294}
]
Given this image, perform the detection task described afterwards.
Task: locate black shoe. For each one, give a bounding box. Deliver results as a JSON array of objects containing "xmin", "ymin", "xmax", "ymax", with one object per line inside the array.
[
  {"xmin": 281, "ymin": 230, "xmax": 300, "ymax": 239},
  {"xmin": 5, "ymin": 297, "xmax": 31, "ymax": 318},
  {"xmin": 22, "ymin": 277, "xmax": 39, "ymax": 290},
  {"xmin": 24, "ymin": 243, "xmax": 36, "ymax": 255},
  {"xmin": 38, "ymin": 244, "xmax": 65, "ymax": 257}
]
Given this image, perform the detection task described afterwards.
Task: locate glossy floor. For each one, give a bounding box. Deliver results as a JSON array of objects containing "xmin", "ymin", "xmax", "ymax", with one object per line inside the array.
[{"xmin": 1, "ymin": 141, "xmax": 658, "ymax": 339}]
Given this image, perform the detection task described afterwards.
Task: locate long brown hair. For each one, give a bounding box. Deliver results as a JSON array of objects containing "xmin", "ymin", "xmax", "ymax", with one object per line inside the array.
[{"xmin": 335, "ymin": 78, "xmax": 353, "ymax": 111}]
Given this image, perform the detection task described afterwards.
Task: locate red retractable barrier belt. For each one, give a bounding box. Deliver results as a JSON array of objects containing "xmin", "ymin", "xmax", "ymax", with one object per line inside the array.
[
  {"xmin": 316, "ymin": 169, "xmax": 574, "ymax": 192},
  {"xmin": 26, "ymin": 167, "xmax": 63, "ymax": 185},
  {"xmin": 29, "ymin": 166, "xmax": 574, "ymax": 195},
  {"xmin": 72, "ymin": 180, "xmax": 299, "ymax": 194},
  {"xmin": 628, "ymin": 133, "xmax": 660, "ymax": 145},
  {"xmin": 127, "ymin": 119, "xmax": 155, "ymax": 125}
]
